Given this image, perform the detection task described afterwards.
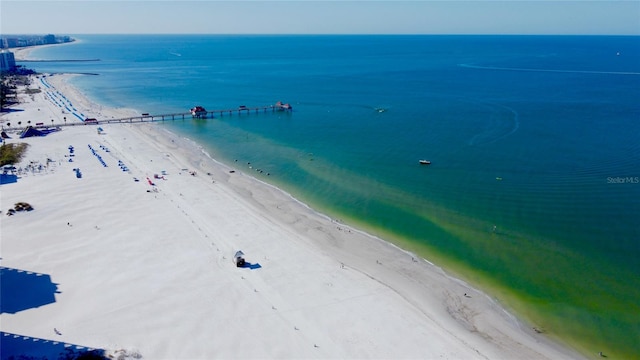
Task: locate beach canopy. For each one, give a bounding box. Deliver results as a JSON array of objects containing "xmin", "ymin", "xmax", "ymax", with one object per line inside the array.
[{"xmin": 234, "ymin": 250, "xmax": 245, "ymax": 259}]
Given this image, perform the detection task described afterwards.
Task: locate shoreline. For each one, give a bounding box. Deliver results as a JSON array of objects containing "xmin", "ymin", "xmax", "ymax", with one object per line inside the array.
[
  {"xmin": 11, "ymin": 40, "xmax": 80, "ymax": 61},
  {"xmin": 1, "ymin": 71, "xmax": 584, "ymax": 358}
]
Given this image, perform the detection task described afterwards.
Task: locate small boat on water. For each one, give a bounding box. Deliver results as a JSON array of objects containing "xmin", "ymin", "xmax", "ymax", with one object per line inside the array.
[
  {"xmin": 419, "ymin": 160, "xmax": 431, "ymax": 165},
  {"xmin": 190, "ymin": 106, "xmax": 207, "ymax": 118}
]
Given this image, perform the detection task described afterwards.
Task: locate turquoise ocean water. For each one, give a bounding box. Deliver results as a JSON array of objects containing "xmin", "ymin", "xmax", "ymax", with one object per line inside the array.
[{"xmin": 24, "ymin": 35, "xmax": 640, "ymax": 357}]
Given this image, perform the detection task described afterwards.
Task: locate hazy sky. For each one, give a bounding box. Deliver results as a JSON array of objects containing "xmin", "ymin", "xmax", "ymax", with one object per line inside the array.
[{"xmin": 1, "ymin": 1, "xmax": 639, "ymax": 35}]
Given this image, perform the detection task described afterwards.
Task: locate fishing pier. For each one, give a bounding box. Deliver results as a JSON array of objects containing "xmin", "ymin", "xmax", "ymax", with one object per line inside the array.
[
  {"xmin": 90, "ymin": 103, "xmax": 292, "ymax": 126},
  {"xmin": 1, "ymin": 103, "xmax": 293, "ymax": 132}
]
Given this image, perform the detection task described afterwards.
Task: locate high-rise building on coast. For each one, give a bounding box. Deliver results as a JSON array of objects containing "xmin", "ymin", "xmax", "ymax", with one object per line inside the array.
[
  {"xmin": 0, "ymin": 34, "xmax": 74, "ymax": 49},
  {"xmin": 43, "ymin": 34, "xmax": 56, "ymax": 44},
  {"xmin": 0, "ymin": 50, "xmax": 16, "ymax": 72}
]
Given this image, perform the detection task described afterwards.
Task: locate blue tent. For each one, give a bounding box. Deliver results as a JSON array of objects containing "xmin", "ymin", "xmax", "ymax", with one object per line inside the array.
[
  {"xmin": 19, "ymin": 127, "xmax": 45, "ymax": 138},
  {"xmin": 19, "ymin": 127, "xmax": 60, "ymax": 138}
]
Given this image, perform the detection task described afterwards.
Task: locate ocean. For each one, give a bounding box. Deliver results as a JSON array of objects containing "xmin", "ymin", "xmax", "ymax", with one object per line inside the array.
[{"xmin": 23, "ymin": 35, "xmax": 640, "ymax": 358}]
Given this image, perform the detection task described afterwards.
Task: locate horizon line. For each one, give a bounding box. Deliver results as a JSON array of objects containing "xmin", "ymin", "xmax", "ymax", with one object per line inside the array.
[{"xmin": 3, "ymin": 33, "xmax": 640, "ymax": 37}]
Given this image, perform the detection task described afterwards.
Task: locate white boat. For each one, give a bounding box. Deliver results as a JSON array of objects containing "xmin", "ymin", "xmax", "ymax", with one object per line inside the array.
[{"xmin": 419, "ymin": 160, "xmax": 431, "ymax": 165}]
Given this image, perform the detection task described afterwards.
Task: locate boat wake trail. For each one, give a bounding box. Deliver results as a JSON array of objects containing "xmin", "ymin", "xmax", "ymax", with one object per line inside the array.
[
  {"xmin": 468, "ymin": 103, "xmax": 520, "ymax": 146},
  {"xmin": 459, "ymin": 63, "xmax": 640, "ymax": 76}
]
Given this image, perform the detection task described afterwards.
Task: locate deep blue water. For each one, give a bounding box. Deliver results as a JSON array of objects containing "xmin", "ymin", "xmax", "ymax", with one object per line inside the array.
[{"xmin": 22, "ymin": 35, "xmax": 640, "ymax": 357}]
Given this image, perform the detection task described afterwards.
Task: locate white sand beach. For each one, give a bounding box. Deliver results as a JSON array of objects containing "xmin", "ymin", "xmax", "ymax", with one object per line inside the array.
[{"xmin": 1, "ymin": 73, "xmax": 583, "ymax": 359}]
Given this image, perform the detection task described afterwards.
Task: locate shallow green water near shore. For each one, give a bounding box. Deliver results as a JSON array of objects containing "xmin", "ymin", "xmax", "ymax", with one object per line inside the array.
[{"xmin": 171, "ymin": 104, "xmax": 640, "ymax": 357}]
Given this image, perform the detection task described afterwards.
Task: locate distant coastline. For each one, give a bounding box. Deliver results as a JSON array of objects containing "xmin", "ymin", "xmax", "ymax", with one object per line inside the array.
[
  {"xmin": 8, "ymin": 38, "xmax": 78, "ymax": 62},
  {"xmin": 18, "ymin": 59, "xmax": 100, "ymax": 63},
  {"xmin": 1, "ymin": 34, "xmax": 74, "ymax": 49}
]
